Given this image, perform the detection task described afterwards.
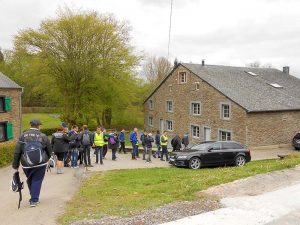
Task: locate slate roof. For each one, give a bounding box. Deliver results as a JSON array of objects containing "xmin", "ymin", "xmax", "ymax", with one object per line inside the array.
[
  {"xmin": 145, "ymin": 63, "xmax": 300, "ymax": 113},
  {"xmin": 0, "ymin": 72, "xmax": 22, "ymax": 89}
]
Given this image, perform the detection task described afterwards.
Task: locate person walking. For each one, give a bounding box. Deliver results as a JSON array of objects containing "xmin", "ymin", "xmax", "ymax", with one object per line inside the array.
[
  {"xmin": 130, "ymin": 128, "xmax": 139, "ymax": 160},
  {"xmin": 69, "ymin": 125, "xmax": 80, "ymax": 168},
  {"xmin": 108, "ymin": 131, "xmax": 119, "ymax": 160},
  {"xmin": 171, "ymin": 134, "xmax": 182, "ymax": 152},
  {"xmin": 92, "ymin": 126, "xmax": 105, "ymax": 165},
  {"xmin": 12, "ymin": 119, "xmax": 52, "ymax": 207},
  {"xmin": 145, "ymin": 133, "xmax": 154, "ymax": 163},
  {"xmin": 160, "ymin": 131, "xmax": 169, "ymax": 161},
  {"xmin": 118, "ymin": 129, "xmax": 126, "ymax": 154},
  {"xmin": 140, "ymin": 131, "xmax": 147, "ymax": 160},
  {"xmin": 78, "ymin": 125, "xmax": 93, "ymax": 167},
  {"xmin": 153, "ymin": 130, "xmax": 161, "ymax": 158},
  {"xmin": 51, "ymin": 126, "xmax": 70, "ymax": 174},
  {"xmin": 102, "ymin": 129, "xmax": 109, "ymax": 158},
  {"xmin": 182, "ymin": 133, "xmax": 189, "ymax": 149}
]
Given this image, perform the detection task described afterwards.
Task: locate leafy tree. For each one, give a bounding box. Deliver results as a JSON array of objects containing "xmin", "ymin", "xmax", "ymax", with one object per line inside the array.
[{"xmin": 14, "ymin": 8, "xmax": 139, "ymax": 125}]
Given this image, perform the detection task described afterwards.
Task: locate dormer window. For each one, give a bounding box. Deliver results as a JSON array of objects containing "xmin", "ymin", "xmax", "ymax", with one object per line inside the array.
[{"xmin": 179, "ymin": 72, "xmax": 187, "ymax": 84}]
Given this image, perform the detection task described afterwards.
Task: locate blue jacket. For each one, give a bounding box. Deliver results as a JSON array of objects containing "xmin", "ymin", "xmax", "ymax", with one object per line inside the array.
[
  {"xmin": 155, "ymin": 134, "xmax": 160, "ymax": 145},
  {"xmin": 130, "ymin": 132, "xmax": 138, "ymax": 144},
  {"xmin": 119, "ymin": 132, "xmax": 125, "ymax": 142}
]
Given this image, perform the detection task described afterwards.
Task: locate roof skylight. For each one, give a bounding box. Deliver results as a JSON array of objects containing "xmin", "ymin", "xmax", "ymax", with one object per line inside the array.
[
  {"xmin": 246, "ymin": 71, "xmax": 258, "ymax": 76},
  {"xmin": 268, "ymin": 83, "xmax": 283, "ymax": 88}
]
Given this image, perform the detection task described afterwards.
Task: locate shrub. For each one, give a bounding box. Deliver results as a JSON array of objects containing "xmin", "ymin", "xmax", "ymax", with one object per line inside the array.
[
  {"xmin": 0, "ymin": 143, "xmax": 15, "ymax": 168},
  {"xmin": 40, "ymin": 128, "xmax": 57, "ymax": 136}
]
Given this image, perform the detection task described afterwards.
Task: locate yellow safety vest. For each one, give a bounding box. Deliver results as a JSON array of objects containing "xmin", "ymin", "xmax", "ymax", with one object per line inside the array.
[
  {"xmin": 160, "ymin": 135, "xmax": 168, "ymax": 146},
  {"xmin": 94, "ymin": 132, "xmax": 105, "ymax": 147}
]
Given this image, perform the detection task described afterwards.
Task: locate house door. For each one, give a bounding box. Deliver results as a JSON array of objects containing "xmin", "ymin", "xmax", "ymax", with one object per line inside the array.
[
  {"xmin": 160, "ymin": 119, "xmax": 164, "ymax": 133},
  {"xmin": 204, "ymin": 127, "xmax": 211, "ymax": 141}
]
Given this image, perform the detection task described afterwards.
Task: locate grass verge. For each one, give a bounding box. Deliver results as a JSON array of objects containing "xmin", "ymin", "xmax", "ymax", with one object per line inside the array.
[
  {"xmin": 22, "ymin": 113, "xmax": 61, "ymax": 130},
  {"xmin": 59, "ymin": 153, "xmax": 300, "ymax": 224},
  {"xmin": 0, "ymin": 143, "xmax": 15, "ymax": 168}
]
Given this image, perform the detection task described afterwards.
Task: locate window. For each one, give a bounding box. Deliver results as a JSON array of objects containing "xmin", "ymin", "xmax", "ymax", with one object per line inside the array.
[
  {"xmin": 0, "ymin": 122, "xmax": 5, "ymax": 141},
  {"xmin": 212, "ymin": 142, "xmax": 222, "ymax": 150},
  {"xmin": 149, "ymin": 99, "xmax": 153, "ymax": 110},
  {"xmin": 166, "ymin": 100, "xmax": 173, "ymax": 112},
  {"xmin": 191, "ymin": 102, "xmax": 201, "ymax": 115},
  {"xmin": 222, "ymin": 142, "xmax": 244, "ymax": 150},
  {"xmin": 221, "ymin": 103, "xmax": 230, "ymax": 119},
  {"xmin": 191, "ymin": 125, "xmax": 200, "ymax": 138},
  {"xmin": 169, "ymin": 85, "xmax": 173, "ymax": 92},
  {"xmin": 0, "ymin": 97, "xmax": 4, "ymax": 112},
  {"xmin": 195, "ymin": 82, "xmax": 200, "ymax": 90},
  {"xmin": 148, "ymin": 117, "xmax": 153, "ymax": 126},
  {"xmin": 179, "ymin": 72, "xmax": 187, "ymax": 83},
  {"xmin": 268, "ymin": 83, "xmax": 283, "ymax": 88},
  {"xmin": 166, "ymin": 120, "xmax": 173, "ymax": 131},
  {"xmin": 219, "ymin": 130, "xmax": 232, "ymax": 141},
  {"xmin": 0, "ymin": 121, "xmax": 13, "ymax": 142}
]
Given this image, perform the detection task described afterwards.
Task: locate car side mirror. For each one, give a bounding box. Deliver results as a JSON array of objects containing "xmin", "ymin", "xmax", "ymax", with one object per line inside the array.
[{"xmin": 208, "ymin": 148, "xmax": 213, "ymax": 152}]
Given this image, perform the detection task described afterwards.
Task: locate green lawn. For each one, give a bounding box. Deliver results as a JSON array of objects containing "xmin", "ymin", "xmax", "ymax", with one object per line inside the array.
[
  {"xmin": 59, "ymin": 153, "xmax": 300, "ymax": 224},
  {"xmin": 22, "ymin": 113, "xmax": 61, "ymax": 130}
]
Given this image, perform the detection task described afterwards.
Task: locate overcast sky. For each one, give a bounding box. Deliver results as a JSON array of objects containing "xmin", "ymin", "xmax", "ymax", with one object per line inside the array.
[{"xmin": 0, "ymin": 0, "xmax": 300, "ymax": 77}]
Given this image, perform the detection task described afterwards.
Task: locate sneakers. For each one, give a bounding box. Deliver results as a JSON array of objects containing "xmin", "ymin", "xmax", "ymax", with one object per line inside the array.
[{"xmin": 30, "ymin": 201, "xmax": 40, "ymax": 207}]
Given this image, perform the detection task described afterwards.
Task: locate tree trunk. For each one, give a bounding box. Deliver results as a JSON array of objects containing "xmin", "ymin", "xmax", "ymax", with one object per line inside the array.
[{"xmin": 102, "ymin": 107, "xmax": 112, "ymax": 128}]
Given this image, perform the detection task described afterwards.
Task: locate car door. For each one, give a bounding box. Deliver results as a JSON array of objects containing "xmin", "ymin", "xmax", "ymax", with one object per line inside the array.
[
  {"xmin": 221, "ymin": 142, "xmax": 237, "ymax": 164},
  {"xmin": 203, "ymin": 142, "xmax": 223, "ymax": 165}
]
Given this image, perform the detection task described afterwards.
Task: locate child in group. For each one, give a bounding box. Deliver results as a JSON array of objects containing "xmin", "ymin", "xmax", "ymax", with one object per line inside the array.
[{"xmin": 145, "ymin": 132, "xmax": 154, "ymax": 163}]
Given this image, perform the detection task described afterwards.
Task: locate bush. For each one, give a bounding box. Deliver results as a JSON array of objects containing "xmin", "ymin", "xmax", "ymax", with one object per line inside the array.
[
  {"xmin": 0, "ymin": 143, "xmax": 15, "ymax": 168},
  {"xmin": 40, "ymin": 128, "xmax": 57, "ymax": 136}
]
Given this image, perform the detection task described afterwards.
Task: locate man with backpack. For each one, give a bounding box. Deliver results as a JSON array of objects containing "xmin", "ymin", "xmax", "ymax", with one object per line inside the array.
[
  {"xmin": 118, "ymin": 129, "xmax": 126, "ymax": 154},
  {"xmin": 12, "ymin": 119, "xmax": 52, "ymax": 207},
  {"xmin": 108, "ymin": 130, "xmax": 119, "ymax": 161},
  {"xmin": 171, "ymin": 134, "xmax": 182, "ymax": 152},
  {"xmin": 140, "ymin": 131, "xmax": 147, "ymax": 160},
  {"xmin": 79, "ymin": 125, "xmax": 93, "ymax": 167},
  {"xmin": 145, "ymin": 133, "xmax": 154, "ymax": 163},
  {"xmin": 69, "ymin": 125, "xmax": 80, "ymax": 168},
  {"xmin": 160, "ymin": 131, "xmax": 169, "ymax": 161},
  {"xmin": 153, "ymin": 130, "xmax": 161, "ymax": 158},
  {"xmin": 130, "ymin": 128, "xmax": 139, "ymax": 160}
]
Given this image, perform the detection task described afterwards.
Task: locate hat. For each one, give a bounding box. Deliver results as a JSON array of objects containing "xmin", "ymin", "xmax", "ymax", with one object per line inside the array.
[
  {"xmin": 61, "ymin": 122, "xmax": 68, "ymax": 128},
  {"xmin": 30, "ymin": 119, "xmax": 42, "ymax": 126}
]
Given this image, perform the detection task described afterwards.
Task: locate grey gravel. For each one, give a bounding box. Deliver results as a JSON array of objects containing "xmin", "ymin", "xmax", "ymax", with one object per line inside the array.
[{"xmin": 71, "ymin": 199, "xmax": 220, "ymax": 225}]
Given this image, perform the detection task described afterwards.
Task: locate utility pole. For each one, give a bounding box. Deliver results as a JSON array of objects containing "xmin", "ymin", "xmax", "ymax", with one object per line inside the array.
[{"xmin": 167, "ymin": 0, "xmax": 173, "ymax": 60}]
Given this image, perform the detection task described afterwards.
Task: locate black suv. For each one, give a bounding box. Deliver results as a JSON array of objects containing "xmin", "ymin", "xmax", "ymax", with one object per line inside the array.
[
  {"xmin": 169, "ymin": 141, "xmax": 251, "ymax": 169},
  {"xmin": 293, "ymin": 133, "xmax": 300, "ymax": 150}
]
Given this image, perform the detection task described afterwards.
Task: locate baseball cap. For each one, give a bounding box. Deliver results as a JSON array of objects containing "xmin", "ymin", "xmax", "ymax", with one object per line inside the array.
[{"xmin": 30, "ymin": 119, "xmax": 42, "ymax": 126}]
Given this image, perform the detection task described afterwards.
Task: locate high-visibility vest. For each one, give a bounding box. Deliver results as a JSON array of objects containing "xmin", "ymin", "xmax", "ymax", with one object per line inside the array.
[
  {"xmin": 94, "ymin": 132, "xmax": 105, "ymax": 147},
  {"xmin": 160, "ymin": 135, "xmax": 168, "ymax": 146}
]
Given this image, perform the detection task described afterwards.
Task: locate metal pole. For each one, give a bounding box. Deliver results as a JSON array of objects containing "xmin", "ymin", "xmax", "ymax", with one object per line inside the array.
[{"xmin": 167, "ymin": 0, "xmax": 173, "ymax": 60}]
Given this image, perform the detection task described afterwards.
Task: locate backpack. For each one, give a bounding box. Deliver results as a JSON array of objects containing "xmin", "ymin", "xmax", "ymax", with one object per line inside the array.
[
  {"xmin": 22, "ymin": 136, "xmax": 46, "ymax": 167},
  {"xmin": 69, "ymin": 132, "xmax": 77, "ymax": 148},
  {"xmin": 82, "ymin": 133, "xmax": 91, "ymax": 146},
  {"xmin": 109, "ymin": 136, "xmax": 116, "ymax": 145}
]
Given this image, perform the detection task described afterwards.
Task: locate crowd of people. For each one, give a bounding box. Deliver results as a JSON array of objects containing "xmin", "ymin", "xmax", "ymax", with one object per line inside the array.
[{"xmin": 12, "ymin": 119, "xmax": 190, "ymax": 207}]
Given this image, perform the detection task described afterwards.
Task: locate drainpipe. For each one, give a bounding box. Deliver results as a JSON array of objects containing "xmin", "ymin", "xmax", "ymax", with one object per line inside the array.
[{"xmin": 19, "ymin": 87, "xmax": 24, "ymax": 136}]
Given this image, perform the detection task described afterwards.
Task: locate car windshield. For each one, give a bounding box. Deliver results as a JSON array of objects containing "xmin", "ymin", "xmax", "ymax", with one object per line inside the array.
[{"xmin": 190, "ymin": 143, "xmax": 213, "ymax": 151}]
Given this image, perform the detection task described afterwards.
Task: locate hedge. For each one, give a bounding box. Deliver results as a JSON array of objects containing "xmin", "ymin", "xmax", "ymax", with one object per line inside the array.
[{"xmin": 0, "ymin": 143, "xmax": 15, "ymax": 168}]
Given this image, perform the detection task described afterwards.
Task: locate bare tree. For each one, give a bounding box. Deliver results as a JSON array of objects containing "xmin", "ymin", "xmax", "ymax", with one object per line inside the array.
[
  {"xmin": 0, "ymin": 48, "xmax": 4, "ymax": 62},
  {"xmin": 246, "ymin": 61, "xmax": 272, "ymax": 68},
  {"xmin": 142, "ymin": 56, "xmax": 172, "ymax": 83}
]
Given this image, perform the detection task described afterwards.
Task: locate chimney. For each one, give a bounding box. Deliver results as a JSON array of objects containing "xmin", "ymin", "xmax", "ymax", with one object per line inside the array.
[
  {"xmin": 202, "ymin": 59, "xmax": 205, "ymax": 66},
  {"xmin": 283, "ymin": 66, "xmax": 289, "ymax": 75}
]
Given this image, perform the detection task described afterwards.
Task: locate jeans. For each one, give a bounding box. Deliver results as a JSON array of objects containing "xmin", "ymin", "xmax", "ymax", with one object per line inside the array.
[
  {"xmin": 112, "ymin": 148, "xmax": 117, "ymax": 160},
  {"xmin": 119, "ymin": 142, "xmax": 126, "ymax": 153},
  {"xmin": 23, "ymin": 165, "xmax": 46, "ymax": 203},
  {"xmin": 95, "ymin": 146, "xmax": 103, "ymax": 164},
  {"xmin": 155, "ymin": 144, "xmax": 161, "ymax": 157},
  {"xmin": 142, "ymin": 145, "xmax": 147, "ymax": 160},
  {"xmin": 131, "ymin": 143, "xmax": 138, "ymax": 158},
  {"xmin": 83, "ymin": 145, "xmax": 91, "ymax": 165},
  {"xmin": 64, "ymin": 151, "xmax": 70, "ymax": 166},
  {"xmin": 146, "ymin": 147, "xmax": 152, "ymax": 162},
  {"xmin": 103, "ymin": 145, "xmax": 108, "ymax": 157},
  {"xmin": 71, "ymin": 148, "xmax": 79, "ymax": 167},
  {"xmin": 161, "ymin": 145, "xmax": 168, "ymax": 161}
]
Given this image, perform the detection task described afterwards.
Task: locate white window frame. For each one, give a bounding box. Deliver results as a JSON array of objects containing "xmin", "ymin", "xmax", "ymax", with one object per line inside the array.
[
  {"xmin": 166, "ymin": 100, "xmax": 173, "ymax": 113},
  {"xmin": 191, "ymin": 124, "xmax": 200, "ymax": 139},
  {"xmin": 148, "ymin": 99, "xmax": 153, "ymax": 110},
  {"xmin": 218, "ymin": 129, "xmax": 232, "ymax": 141},
  {"xmin": 148, "ymin": 116, "xmax": 153, "ymax": 127},
  {"xmin": 169, "ymin": 84, "xmax": 173, "ymax": 92},
  {"xmin": 178, "ymin": 71, "xmax": 187, "ymax": 84},
  {"xmin": 220, "ymin": 103, "xmax": 231, "ymax": 120},
  {"xmin": 195, "ymin": 82, "xmax": 200, "ymax": 90},
  {"xmin": 166, "ymin": 120, "xmax": 173, "ymax": 131},
  {"xmin": 190, "ymin": 101, "xmax": 201, "ymax": 116}
]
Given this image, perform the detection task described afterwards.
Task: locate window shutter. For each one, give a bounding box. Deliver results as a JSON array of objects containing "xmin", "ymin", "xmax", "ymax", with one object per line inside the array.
[
  {"xmin": 4, "ymin": 96, "xmax": 11, "ymax": 112},
  {"xmin": 6, "ymin": 122, "xmax": 13, "ymax": 140}
]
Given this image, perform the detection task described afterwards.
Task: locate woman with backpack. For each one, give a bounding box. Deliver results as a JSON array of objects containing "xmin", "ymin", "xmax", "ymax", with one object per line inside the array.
[
  {"xmin": 79, "ymin": 125, "xmax": 93, "ymax": 167},
  {"xmin": 108, "ymin": 130, "xmax": 119, "ymax": 161},
  {"xmin": 51, "ymin": 126, "xmax": 70, "ymax": 174}
]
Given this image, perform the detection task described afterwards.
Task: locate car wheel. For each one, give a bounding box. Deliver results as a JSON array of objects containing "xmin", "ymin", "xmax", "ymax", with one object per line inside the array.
[
  {"xmin": 235, "ymin": 155, "xmax": 246, "ymax": 167},
  {"xmin": 189, "ymin": 157, "xmax": 201, "ymax": 169},
  {"xmin": 295, "ymin": 147, "xmax": 300, "ymax": 151}
]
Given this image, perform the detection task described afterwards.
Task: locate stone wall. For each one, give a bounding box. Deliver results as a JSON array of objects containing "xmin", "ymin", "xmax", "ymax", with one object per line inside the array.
[
  {"xmin": 0, "ymin": 88, "xmax": 22, "ymax": 143},
  {"xmin": 246, "ymin": 111, "xmax": 300, "ymax": 147},
  {"xmin": 144, "ymin": 65, "xmax": 247, "ymax": 145}
]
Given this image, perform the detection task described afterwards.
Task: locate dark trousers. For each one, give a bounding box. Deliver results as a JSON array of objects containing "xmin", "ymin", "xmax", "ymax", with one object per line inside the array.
[
  {"xmin": 71, "ymin": 148, "xmax": 79, "ymax": 167},
  {"xmin": 112, "ymin": 148, "xmax": 117, "ymax": 160},
  {"xmin": 64, "ymin": 151, "xmax": 70, "ymax": 166},
  {"xmin": 142, "ymin": 145, "xmax": 147, "ymax": 160},
  {"xmin": 23, "ymin": 165, "xmax": 46, "ymax": 203},
  {"xmin": 119, "ymin": 142, "xmax": 126, "ymax": 153},
  {"xmin": 95, "ymin": 146, "xmax": 103, "ymax": 164},
  {"xmin": 131, "ymin": 143, "xmax": 138, "ymax": 158},
  {"xmin": 83, "ymin": 145, "xmax": 91, "ymax": 165},
  {"xmin": 155, "ymin": 144, "xmax": 161, "ymax": 157},
  {"xmin": 103, "ymin": 144, "xmax": 108, "ymax": 157},
  {"xmin": 161, "ymin": 145, "xmax": 169, "ymax": 161}
]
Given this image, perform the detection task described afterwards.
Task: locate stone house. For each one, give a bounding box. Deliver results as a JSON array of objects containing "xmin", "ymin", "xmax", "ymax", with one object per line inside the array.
[
  {"xmin": 143, "ymin": 61, "xmax": 300, "ymax": 147},
  {"xmin": 0, "ymin": 72, "xmax": 22, "ymax": 143}
]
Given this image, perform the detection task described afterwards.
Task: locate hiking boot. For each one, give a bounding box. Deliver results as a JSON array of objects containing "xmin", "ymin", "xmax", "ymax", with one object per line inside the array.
[
  {"xmin": 30, "ymin": 201, "xmax": 40, "ymax": 207},
  {"xmin": 87, "ymin": 164, "xmax": 93, "ymax": 167},
  {"xmin": 153, "ymin": 155, "xmax": 157, "ymax": 158}
]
